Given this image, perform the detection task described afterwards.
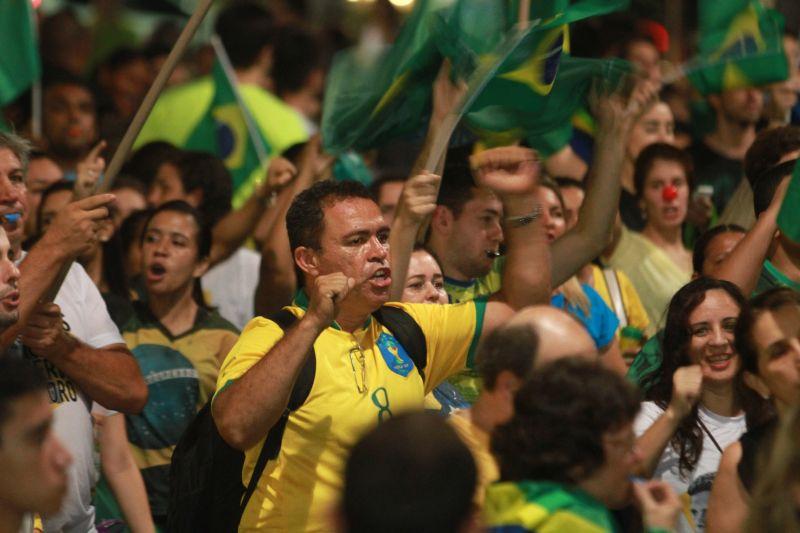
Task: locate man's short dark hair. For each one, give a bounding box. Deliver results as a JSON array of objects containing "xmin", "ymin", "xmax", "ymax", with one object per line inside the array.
[
  {"xmin": 554, "ymin": 176, "xmax": 585, "ymax": 191},
  {"xmin": 42, "ymin": 71, "xmax": 97, "ymax": 110},
  {"xmin": 343, "ymin": 412, "xmax": 476, "ymax": 533},
  {"xmin": 753, "ymin": 158, "xmax": 796, "ymax": 217},
  {"xmin": 692, "ymin": 223, "xmax": 746, "ymax": 275},
  {"xmin": 123, "ymin": 141, "xmax": 182, "ymax": 188},
  {"xmin": 272, "ymin": 26, "xmax": 321, "ymax": 97},
  {"xmin": 214, "ymin": 2, "xmax": 275, "ymax": 69},
  {"xmin": 744, "ymin": 126, "xmax": 800, "ymax": 185},
  {"xmin": 633, "ymin": 142, "xmax": 694, "ymax": 199},
  {"xmin": 476, "ymin": 323, "xmax": 539, "ymax": 390},
  {"xmin": 286, "ymin": 180, "xmax": 374, "ymax": 252},
  {"xmin": 168, "ymin": 151, "xmax": 233, "ymax": 226},
  {"xmin": 436, "ymin": 146, "xmax": 477, "ymax": 218},
  {"xmin": 491, "ymin": 358, "xmax": 640, "ymax": 484},
  {"xmin": 0, "ymin": 358, "xmax": 47, "ymax": 442}
]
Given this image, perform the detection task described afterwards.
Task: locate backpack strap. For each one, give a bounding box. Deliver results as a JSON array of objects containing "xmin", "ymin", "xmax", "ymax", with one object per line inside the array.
[
  {"xmin": 601, "ymin": 268, "xmax": 628, "ymax": 328},
  {"xmin": 373, "ymin": 306, "xmax": 428, "ymax": 381},
  {"xmin": 239, "ymin": 309, "xmax": 316, "ymax": 517}
]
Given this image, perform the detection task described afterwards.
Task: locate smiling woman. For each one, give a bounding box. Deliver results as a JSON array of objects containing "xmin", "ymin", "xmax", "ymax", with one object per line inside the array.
[{"xmin": 634, "ymin": 278, "xmax": 769, "ymax": 533}]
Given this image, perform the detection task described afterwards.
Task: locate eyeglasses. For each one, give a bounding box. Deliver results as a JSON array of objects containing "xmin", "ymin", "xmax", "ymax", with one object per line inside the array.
[{"xmin": 348, "ymin": 345, "xmax": 367, "ymax": 394}]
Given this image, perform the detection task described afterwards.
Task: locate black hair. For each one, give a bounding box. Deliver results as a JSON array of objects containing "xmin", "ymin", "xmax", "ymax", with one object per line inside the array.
[
  {"xmin": 123, "ymin": 141, "xmax": 182, "ymax": 188},
  {"xmin": 141, "ymin": 200, "xmax": 212, "ymax": 308},
  {"xmin": 436, "ymin": 146, "xmax": 477, "ymax": 218},
  {"xmin": 554, "ymin": 176, "xmax": 586, "ymax": 191},
  {"xmin": 98, "ymin": 47, "xmax": 147, "ymax": 73},
  {"xmin": 492, "ymin": 358, "xmax": 640, "ymax": 484},
  {"xmin": 736, "ymin": 287, "xmax": 800, "ymax": 376},
  {"xmin": 643, "ymin": 278, "xmax": 769, "ymax": 475},
  {"xmin": 285, "ymin": 180, "xmax": 374, "ymax": 252},
  {"xmin": 343, "ymin": 412, "xmax": 476, "ymax": 533},
  {"xmin": 633, "ymin": 142, "xmax": 694, "ymax": 200},
  {"xmin": 476, "ymin": 323, "xmax": 539, "ymax": 390},
  {"xmin": 692, "ymin": 224, "xmax": 746, "ymax": 275},
  {"xmin": 41, "ymin": 71, "xmax": 97, "ymax": 110},
  {"xmin": 0, "ymin": 358, "xmax": 47, "ymax": 442},
  {"xmin": 753, "ymin": 158, "xmax": 796, "ymax": 217},
  {"xmin": 744, "ymin": 126, "xmax": 800, "ymax": 185},
  {"xmin": 166, "ymin": 150, "xmax": 233, "ymax": 226},
  {"xmin": 214, "ymin": 2, "xmax": 275, "ymax": 69},
  {"xmin": 272, "ymin": 26, "xmax": 321, "ymax": 97}
]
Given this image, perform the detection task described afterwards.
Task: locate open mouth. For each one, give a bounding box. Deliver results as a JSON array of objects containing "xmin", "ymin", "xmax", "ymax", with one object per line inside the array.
[
  {"xmin": 485, "ymin": 249, "xmax": 502, "ymax": 259},
  {"xmin": 147, "ymin": 263, "xmax": 167, "ymax": 282},
  {"xmin": 0, "ymin": 290, "xmax": 19, "ymax": 308},
  {"xmin": 706, "ymin": 353, "xmax": 734, "ymax": 371},
  {"xmin": 369, "ymin": 267, "xmax": 392, "ymax": 288},
  {"xmin": 0, "ymin": 212, "xmax": 21, "ymax": 229}
]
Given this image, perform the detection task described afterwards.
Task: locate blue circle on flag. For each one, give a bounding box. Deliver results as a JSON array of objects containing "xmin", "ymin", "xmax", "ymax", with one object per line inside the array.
[{"xmin": 215, "ymin": 120, "xmax": 235, "ymax": 159}]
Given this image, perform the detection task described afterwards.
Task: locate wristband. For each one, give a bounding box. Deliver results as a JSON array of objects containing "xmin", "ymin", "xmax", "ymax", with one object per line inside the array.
[{"xmin": 505, "ymin": 204, "xmax": 542, "ymax": 227}]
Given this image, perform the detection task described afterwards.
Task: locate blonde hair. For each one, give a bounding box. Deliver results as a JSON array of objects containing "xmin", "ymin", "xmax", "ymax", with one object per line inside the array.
[
  {"xmin": 745, "ymin": 406, "xmax": 800, "ymax": 532},
  {"xmin": 560, "ymin": 276, "xmax": 591, "ymax": 316}
]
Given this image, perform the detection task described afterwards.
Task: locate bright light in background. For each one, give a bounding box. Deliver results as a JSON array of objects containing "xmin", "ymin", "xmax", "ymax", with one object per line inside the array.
[
  {"xmin": 30, "ymin": 0, "xmax": 42, "ymax": 9},
  {"xmin": 389, "ymin": 0, "xmax": 415, "ymax": 6}
]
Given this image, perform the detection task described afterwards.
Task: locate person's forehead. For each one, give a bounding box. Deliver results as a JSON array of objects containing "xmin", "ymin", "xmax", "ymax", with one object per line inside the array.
[
  {"xmin": 464, "ymin": 188, "xmax": 502, "ymax": 210},
  {"xmin": 410, "ymin": 250, "xmax": 442, "ymax": 276},
  {"xmin": 640, "ymin": 102, "xmax": 672, "ymax": 122},
  {"xmin": 706, "ymin": 232, "xmax": 744, "ymax": 256},
  {"xmin": 0, "ymin": 148, "xmax": 22, "ymax": 170},
  {"xmin": 321, "ymin": 197, "xmax": 385, "ymax": 235},
  {"xmin": 148, "ymin": 210, "xmax": 197, "ymax": 234},
  {"xmin": 2, "ymin": 392, "xmax": 50, "ymax": 436},
  {"xmin": 689, "ymin": 289, "xmax": 739, "ymax": 320},
  {"xmin": 377, "ymin": 181, "xmax": 404, "ymax": 203},
  {"xmin": 45, "ymin": 83, "xmax": 93, "ymax": 103}
]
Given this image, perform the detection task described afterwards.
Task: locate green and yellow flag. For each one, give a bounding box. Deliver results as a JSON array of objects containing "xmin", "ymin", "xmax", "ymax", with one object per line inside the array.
[
  {"xmin": 0, "ymin": 0, "xmax": 40, "ymax": 123},
  {"xmin": 185, "ymin": 56, "xmax": 270, "ymax": 197},
  {"xmin": 687, "ymin": 0, "xmax": 788, "ymax": 95}
]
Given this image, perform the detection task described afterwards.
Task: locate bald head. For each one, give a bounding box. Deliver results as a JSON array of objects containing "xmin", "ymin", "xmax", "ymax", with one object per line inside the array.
[{"xmin": 509, "ymin": 306, "xmax": 597, "ymax": 367}]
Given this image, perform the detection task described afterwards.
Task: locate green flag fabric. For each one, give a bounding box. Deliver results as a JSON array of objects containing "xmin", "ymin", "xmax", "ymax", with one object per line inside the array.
[
  {"xmin": 184, "ymin": 60, "xmax": 271, "ymax": 195},
  {"xmin": 0, "ymin": 0, "xmax": 40, "ymax": 107},
  {"xmin": 686, "ymin": 0, "xmax": 788, "ymax": 95},
  {"xmin": 777, "ymin": 159, "xmax": 800, "ymax": 244},
  {"xmin": 321, "ymin": 0, "xmax": 629, "ymax": 156}
]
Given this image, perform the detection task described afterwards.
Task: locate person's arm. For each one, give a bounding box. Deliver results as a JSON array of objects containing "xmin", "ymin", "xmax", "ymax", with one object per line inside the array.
[
  {"xmin": 551, "ymin": 80, "xmax": 660, "ymax": 286},
  {"xmin": 1, "ymin": 194, "xmax": 116, "ymax": 351},
  {"xmin": 716, "ymin": 177, "xmax": 789, "ymax": 295},
  {"xmin": 600, "ymin": 337, "xmax": 629, "ymax": 375},
  {"xmin": 388, "ymin": 173, "xmax": 441, "ymax": 301},
  {"xmin": 20, "ymin": 302, "xmax": 147, "ymax": 413},
  {"xmin": 98, "ymin": 413, "xmax": 156, "ymax": 533},
  {"xmin": 213, "ymin": 273, "xmax": 354, "ymax": 450},
  {"xmin": 209, "ymin": 157, "xmax": 297, "ymax": 267},
  {"xmin": 636, "ymin": 365, "xmax": 702, "ymax": 477},
  {"xmin": 706, "ymin": 442, "xmax": 749, "ymax": 533},
  {"xmin": 471, "ymin": 146, "xmax": 551, "ymax": 308},
  {"xmin": 633, "ymin": 480, "xmax": 682, "ymax": 532}
]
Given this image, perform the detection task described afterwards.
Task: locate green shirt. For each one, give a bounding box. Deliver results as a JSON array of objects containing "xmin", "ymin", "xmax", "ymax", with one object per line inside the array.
[
  {"xmin": 755, "ymin": 259, "xmax": 800, "ymax": 295},
  {"xmin": 626, "ymin": 332, "xmax": 664, "ymax": 390}
]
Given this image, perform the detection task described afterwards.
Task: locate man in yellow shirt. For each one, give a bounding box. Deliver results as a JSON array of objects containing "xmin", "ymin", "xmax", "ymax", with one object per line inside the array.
[{"xmin": 211, "ymin": 147, "xmax": 549, "ymax": 531}]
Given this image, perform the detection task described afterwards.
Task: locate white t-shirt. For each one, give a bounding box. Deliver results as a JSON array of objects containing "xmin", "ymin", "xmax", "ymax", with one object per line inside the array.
[
  {"xmin": 18, "ymin": 256, "xmax": 124, "ymax": 533},
  {"xmin": 634, "ymin": 401, "xmax": 746, "ymax": 533},
  {"xmin": 202, "ymin": 247, "xmax": 260, "ymax": 330}
]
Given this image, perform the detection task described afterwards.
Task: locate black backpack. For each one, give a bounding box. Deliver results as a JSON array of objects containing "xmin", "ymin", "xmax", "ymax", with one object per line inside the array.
[{"xmin": 167, "ymin": 306, "xmax": 427, "ymax": 532}]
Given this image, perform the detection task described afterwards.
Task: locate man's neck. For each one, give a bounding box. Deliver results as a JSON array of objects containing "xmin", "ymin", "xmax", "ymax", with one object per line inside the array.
[
  {"xmin": 234, "ymin": 67, "xmax": 270, "ymax": 92},
  {"xmin": 428, "ymin": 238, "xmax": 473, "ymax": 283},
  {"xmin": 0, "ymin": 503, "xmax": 23, "ymax": 533},
  {"xmin": 770, "ymin": 243, "xmax": 800, "ymax": 284},
  {"xmin": 148, "ymin": 285, "xmax": 199, "ymax": 336},
  {"xmin": 705, "ymin": 120, "xmax": 755, "ymax": 161}
]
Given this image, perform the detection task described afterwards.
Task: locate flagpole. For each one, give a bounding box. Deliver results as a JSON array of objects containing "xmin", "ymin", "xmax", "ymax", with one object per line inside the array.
[
  {"xmin": 31, "ymin": 79, "xmax": 41, "ymax": 139},
  {"xmin": 40, "ymin": 0, "xmax": 216, "ymax": 304},
  {"xmin": 210, "ymin": 34, "xmax": 270, "ymax": 168}
]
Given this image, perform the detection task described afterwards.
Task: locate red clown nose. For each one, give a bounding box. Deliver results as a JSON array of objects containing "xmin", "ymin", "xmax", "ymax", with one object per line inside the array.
[{"xmin": 662, "ymin": 184, "xmax": 678, "ymax": 202}]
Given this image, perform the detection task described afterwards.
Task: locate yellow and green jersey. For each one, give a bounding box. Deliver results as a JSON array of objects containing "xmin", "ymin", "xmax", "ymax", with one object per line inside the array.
[
  {"xmin": 134, "ymin": 76, "xmax": 308, "ymax": 208},
  {"xmin": 484, "ymin": 481, "xmax": 620, "ymax": 533},
  {"xmin": 122, "ymin": 302, "xmax": 239, "ymax": 517},
  {"xmin": 215, "ymin": 293, "xmax": 486, "ymax": 531}
]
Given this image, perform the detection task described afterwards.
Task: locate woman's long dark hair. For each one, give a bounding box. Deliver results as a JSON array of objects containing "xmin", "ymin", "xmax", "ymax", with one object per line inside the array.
[
  {"xmin": 140, "ymin": 200, "xmax": 212, "ymax": 309},
  {"xmin": 642, "ymin": 277, "xmax": 768, "ymax": 476}
]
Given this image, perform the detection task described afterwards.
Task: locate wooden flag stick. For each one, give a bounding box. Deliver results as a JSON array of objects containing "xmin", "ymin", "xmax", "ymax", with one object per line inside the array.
[{"xmin": 40, "ymin": 0, "xmax": 216, "ymax": 304}]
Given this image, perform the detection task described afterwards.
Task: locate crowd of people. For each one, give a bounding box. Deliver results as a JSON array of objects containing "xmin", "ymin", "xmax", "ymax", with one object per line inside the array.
[{"xmin": 1, "ymin": 0, "xmax": 800, "ymax": 532}]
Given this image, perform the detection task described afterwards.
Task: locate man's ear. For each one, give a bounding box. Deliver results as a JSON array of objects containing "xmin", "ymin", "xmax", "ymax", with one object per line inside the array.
[
  {"xmin": 193, "ymin": 255, "xmax": 211, "ymax": 280},
  {"xmin": 431, "ymin": 205, "xmax": 453, "ymax": 235},
  {"xmin": 294, "ymin": 246, "xmax": 320, "ymax": 277},
  {"xmin": 743, "ymin": 370, "xmax": 771, "ymax": 399}
]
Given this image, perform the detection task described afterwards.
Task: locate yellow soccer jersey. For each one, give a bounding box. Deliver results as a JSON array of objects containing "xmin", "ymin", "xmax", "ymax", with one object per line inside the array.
[
  {"xmin": 215, "ymin": 296, "xmax": 486, "ymax": 531},
  {"xmin": 448, "ymin": 409, "xmax": 499, "ymax": 507}
]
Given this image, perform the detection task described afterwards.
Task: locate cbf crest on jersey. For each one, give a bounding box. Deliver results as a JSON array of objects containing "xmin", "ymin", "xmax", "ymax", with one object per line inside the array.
[{"xmin": 377, "ymin": 332, "xmax": 414, "ymax": 377}]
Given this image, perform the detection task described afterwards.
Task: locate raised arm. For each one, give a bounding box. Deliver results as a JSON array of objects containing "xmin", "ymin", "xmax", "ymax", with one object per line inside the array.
[
  {"xmin": 715, "ymin": 176, "xmax": 789, "ymax": 295},
  {"xmin": 389, "ymin": 173, "xmax": 441, "ymax": 301},
  {"xmin": 636, "ymin": 365, "xmax": 702, "ymax": 477},
  {"xmin": 214, "ymin": 273, "xmax": 353, "ymax": 450},
  {"xmin": 209, "ymin": 157, "xmax": 297, "ymax": 267},
  {"xmin": 551, "ymin": 79, "xmax": 659, "ymax": 286},
  {"xmin": 471, "ymin": 146, "xmax": 551, "ymax": 309}
]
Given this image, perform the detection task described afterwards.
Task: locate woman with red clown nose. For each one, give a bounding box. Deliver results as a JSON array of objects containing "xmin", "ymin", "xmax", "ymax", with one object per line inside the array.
[{"xmin": 603, "ymin": 143, "xmax": 693, "ymax": 327}]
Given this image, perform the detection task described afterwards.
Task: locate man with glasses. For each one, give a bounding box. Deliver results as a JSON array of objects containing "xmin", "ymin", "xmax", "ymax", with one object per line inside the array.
[{"xmin": 212, "ymin": 146, "xmax": 549, "ymax": 531}]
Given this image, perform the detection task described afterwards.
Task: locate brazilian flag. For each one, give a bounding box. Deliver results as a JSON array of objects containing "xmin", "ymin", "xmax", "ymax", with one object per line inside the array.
[
  {"xmin": 0, "ymin": 0, "xmax": 40, "ymax": 130},
  {"xmin": 687, "ymin": 0, "xmax": 788, "ymax": 95},
  {"xmin": 321, "ymin": 0, "xmax": 629, "ymax": 155},
  {"xmin": 777, "ymin": 159, "xmax": 800, "ymax": 244},
  {"xmin": 185, "ymin": 60, "xmax": 271, "ymax": 194}
]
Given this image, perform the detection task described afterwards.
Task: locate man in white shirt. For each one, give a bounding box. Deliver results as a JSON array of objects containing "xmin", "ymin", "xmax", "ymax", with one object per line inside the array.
[{"xmin": 0, "ymin": 132, "xmax": 147, "ymax": 532}]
